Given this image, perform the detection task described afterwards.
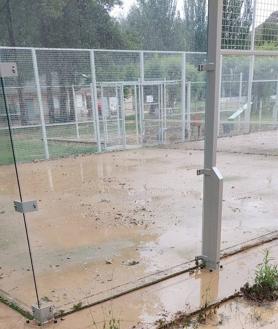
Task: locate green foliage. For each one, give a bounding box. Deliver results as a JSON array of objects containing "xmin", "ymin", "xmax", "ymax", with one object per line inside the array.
[
  {"xmin": 241, "ymin": 250, "xmax": 278, "ymax": 302},
  {"xmin": 72, "ymin": 302, "xmax": 83, "ymax": 311},
  {"xmin": 254, "ymin": 250, "xmax": 278, "ymax": 291}
]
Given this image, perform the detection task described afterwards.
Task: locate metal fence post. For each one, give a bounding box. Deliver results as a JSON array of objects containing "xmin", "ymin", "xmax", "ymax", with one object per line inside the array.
[
  {"xmin": 100, "ymin": 85, "xmax": 108, "ymax": 149},
  {"xmin": 134, "ymin": 85, "xmax": 139, "ymax": 144},
  {"xmin": 120, "ymin": 84, "xmax": 126, "ymax": 148},
  {"xmin": 273, "ymin": 80, "xmax": 278, "ymax": 125},
  {"xmin": 186, "ymin": 81, "xmax": 192, "ymax": 140},
  {"xmin": 140, "ymin": 51, "xmax": 144, "ymax": 143},
  {"xmin": 31, "ymin": 48, "xmax": 49, "ymax": 160},
  {"xmin": 246, "ymin": 56, "xmax": 254, "ymax": 133},
  {"xmin": 238, "ymin": 72, "xmax": 243, "ymax": 133},
  {"xmin": 90, "ymin": 50, "xmax": 101, "ymax": 152},
  {"xmin": 196, "ymin": 0, "xmax": 223, "ymax": 270},
  {"xmin": 116, "ymin": 86, "xmax": 121, "ymax": 137},
  {"xmin": 181, "ymin": 53, "xmax": 186, "ymax": 141},
  {"xmin": 217, "ymin": 54, "xmax": 223, "ymax": 136},
  {"xmin": 72, "ymin": 85, "xmax": 80, "ymax": 139}
]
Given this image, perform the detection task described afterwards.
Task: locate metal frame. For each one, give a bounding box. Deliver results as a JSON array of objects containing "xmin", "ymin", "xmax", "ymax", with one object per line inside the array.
[{"xmin": 197, "ymin": 0, "xmax": 224, "ymax": 270}]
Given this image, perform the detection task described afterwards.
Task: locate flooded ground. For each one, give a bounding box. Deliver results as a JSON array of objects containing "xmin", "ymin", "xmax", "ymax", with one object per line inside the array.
[
  {"xmin": 0, "ymin": 240, "xmax": 277, "ymax": 329},
  {"xmin": 0, "ymin": 130, "xmax": 277, "ymax": 310}
]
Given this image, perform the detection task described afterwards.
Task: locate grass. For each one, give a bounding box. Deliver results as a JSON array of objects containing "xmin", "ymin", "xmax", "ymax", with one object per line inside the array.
[{"xmin": 241, "ymin": 250, "xmax": 278, "ymax": 302}]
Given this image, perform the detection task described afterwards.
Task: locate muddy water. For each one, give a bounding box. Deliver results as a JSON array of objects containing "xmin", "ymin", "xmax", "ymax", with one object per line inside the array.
[{"xmin": 0, "ymin": 144, "xmax": 277, "ymax": 308}]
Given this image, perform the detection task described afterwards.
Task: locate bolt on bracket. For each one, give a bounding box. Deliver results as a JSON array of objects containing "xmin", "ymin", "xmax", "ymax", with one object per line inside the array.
[
  {"xmin": 198, "ymin": 63, "xmax": 215, "ymax": 72},
  {"xmin": 197, "ymin": 168, "xmax": 212, "ymax": 176}
]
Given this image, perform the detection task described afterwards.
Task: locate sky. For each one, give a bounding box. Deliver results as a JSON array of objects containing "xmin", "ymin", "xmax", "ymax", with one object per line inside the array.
[{"xmin": 111, "ymin": 0, "xmax": 278, "ymax": 26}]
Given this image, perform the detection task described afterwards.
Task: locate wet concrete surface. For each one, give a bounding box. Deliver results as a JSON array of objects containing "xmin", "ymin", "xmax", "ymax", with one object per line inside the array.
[
  {"xmin": 0, "ymin": 131, "xmax": 277, "ymax": 309},
  {"xmin": 0, "ymin": 241, "xmax": 277, "ymax": 329}
]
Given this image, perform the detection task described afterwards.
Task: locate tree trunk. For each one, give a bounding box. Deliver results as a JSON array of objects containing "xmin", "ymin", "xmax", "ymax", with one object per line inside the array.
[
  {"xmin": 59, "ymin": 84, "xmax": 68, "ymax": 121},
  {"xmin": 69, "ymin": 87, "xmax": 75, "ymax": 121}
]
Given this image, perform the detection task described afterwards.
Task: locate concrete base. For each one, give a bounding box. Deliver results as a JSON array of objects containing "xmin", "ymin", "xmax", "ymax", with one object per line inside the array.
[{"xmin": 32, "ymin": 303, "xmax": 55, "ymax": 324}]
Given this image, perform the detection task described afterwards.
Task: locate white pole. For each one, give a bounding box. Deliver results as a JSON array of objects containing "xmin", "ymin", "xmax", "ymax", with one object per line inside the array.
[
  {"xmin": 31, "ymin": 48, "xmax": 49, "ymax": 160},
  {"xmin": 273, "ymin": 80, "xmax": 278, "ymax": 125},
  {"xmin": 181, "ymin": 53, "xmax": 186, "ymax": 142},
  {"xmin": 238, "ymin": 72, "xmax": 243, "ymax": 133},
  {"xmin": 134, "ymin": 85, "xmax": 139, "ymax": 144},
  {"xmin": 72, "ymin": 85, "xmax": 80, "ymax": 139},
  {"xmin": 163, "ymin": 80, "xmax": 167, "ymax": 144},
  {"xmin": 197, "ymin": 0, "xmax": 223, "ymax": 270},
  {"xmin": 90, "ymin": 50, "xmax": 101, "ymax": 152},
  {"xmin": 121, "ymin": 84, "xmax": 126, "ymax": 148},
  {"xmin": 259, "ymin": 99, "xmax": 262, "ymax": 129},
  {"xmin": 116, "ymin": 86, "xmax": 121, "ymax": 137},
  {"xmin": 246, "ymin": 55, "xmax": 254, "ymax": 133},
  {"xmin": 140, "ymin": 51, "xmax": 145, "ymax": 142},
  {"xmin": 217, "ymin": 55, "xmax": 223, "ymax": 136},
  {"xmin": 138, "ymin": 78, "xmax": 143, "ymax": 144},
  {"xmin": 101, "ymin": 85, "xmax": 108, "ymax": 149},
  {"xmin": 186, "ymin": 81, "xmax": 192, "ymax": 140}
]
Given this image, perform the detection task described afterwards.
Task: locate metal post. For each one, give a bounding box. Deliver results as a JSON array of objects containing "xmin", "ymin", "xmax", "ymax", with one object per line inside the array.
[
  {"xmin": 116, "ymin": 86, "xmax": 121, "ymax": 137},
  {"xmin": 90, "ymin": 50, "xmax": 101, "ymax": 152},
  {"xmin": 140, "ymin": 51, "xmax": 145, "ymax": 142},
  {"xmin": 181, "ymin": 53, "xmax": 186, "ymax": 141},
  {"xmin": 101, "ymin": 85, "xmax": 108, "ymax": 149},
  {"xmin": 163, "ymin": 80, "xmax": 167, "ymax": 143},
  {"xmin": 196, "ymin": 0, "xmax": 223, "ymax": 270},
  {"xmin": 238, "ymin": 72, "xmax": 243, "ymax": 133},
  {"xmin": 186, "ymin": 81, "xmax": 192, "ymax": 140},
  {"xmin": 31, "ymin": 48, "xmax": 49, "ymax": 160},
  {"xmin": 134, "ymin": 85, "xmax": 139, "ymax": 144},
  {"xmin": 246, "ymin": 55, "xmax": 254, "ymax": 133},
  {"xmin": 259, "ymin": 98, "xmax": 262, "ymax": 129},
  {"xmin": 273, "ymin": 80, "xmax": 278, "ymax": 125},
  {"xmin": 217, "ymin": 55, "xmax": 223, "ymax": 136},
  {"xmin": 138, "ymin": 78, "xmax": 143, "ymax": 144},
  {"xmin": 121, "ymin": 84, "xmax": 126, "ymax": 148},
  {"xmin": 72, "ymin": 85, "xmax": 80, "ymax": 139}
]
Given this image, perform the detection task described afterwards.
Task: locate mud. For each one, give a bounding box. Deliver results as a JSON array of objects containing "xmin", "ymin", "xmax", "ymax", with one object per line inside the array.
[{"xmin": 0, "ymin": 131, "xmax": 277, "ymax": 309}]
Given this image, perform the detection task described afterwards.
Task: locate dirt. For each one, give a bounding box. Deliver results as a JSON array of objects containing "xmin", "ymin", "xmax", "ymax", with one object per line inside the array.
[{"xmin": 0, "ymin": 130, "xmax": 277, "ymax": 310}]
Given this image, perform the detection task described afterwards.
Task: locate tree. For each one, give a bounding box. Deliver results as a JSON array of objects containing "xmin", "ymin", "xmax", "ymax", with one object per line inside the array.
[
  {"xmin": 122, "ymin": 0, "xmax": 182, "ymax": 51},
  {"xmin": 183, "ymin": 0, "xmax": 207, "ymax": 51}
]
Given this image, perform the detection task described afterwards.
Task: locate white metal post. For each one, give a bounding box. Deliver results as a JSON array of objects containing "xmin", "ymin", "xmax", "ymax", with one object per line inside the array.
[
  {"xmin": 197, "ymin": 0, "xmax": 223, "ymax": 270},
  {"xmin": 72, "ymin": 85, "xmax": 80, "ymax": 139},
  {"xmin": 101, "ymin": 85, "xmax": 108, "ymax": 149},
  {"xmin": 186, "ymin": 81, "xmax": 192, "ymax": 140},
  {"xmin": 31, "ymin": 48, "xmax": 49, "ymax": 160},
  {"xmin": 163, "ymin": 81, "xmax": 167, "ymax": 143},
  {"xmin": 238, "ymin": 72, "xmax": 243, "ymax": 133},
  {"xmin": 273, "ymin": 80, "xmax": 278, "ymax": 125},
  {"xmin": 90, "ymin": 50, "xmax": 101, "ymax": 152},
  {"xmin": 217, "ymin": 55, "xmax": 223, "ymax": 136},
  {"xmin": 134, "ymin": 85, "xmax": 139, "ymax": 144},
  {"xmin": 181, "ymin": 53, "xmax": 186, "ymax": 141},
  {"xmin": 120, "ymin": 84, "xmax": 126, "ymax": 148},
  {"xmin": 259, "ymin": 99, "xmax": 262, "ymax": 129},
  {"xmin": 246, "ymin": 55, "xmax": 254, "ymax": 133},
  {"xmin": 116, "ymin": 86, "xmax": 121, "ymax": 137},
  {"xmin": 140, "ymin": 51, "xmax": 145, "ymax": 142}
]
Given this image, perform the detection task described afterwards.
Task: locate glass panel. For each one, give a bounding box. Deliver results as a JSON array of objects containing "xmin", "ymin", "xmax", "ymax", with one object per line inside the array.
[{"xmin": 0, "ymin": 75, "xmax": 36, "ymax": 310}]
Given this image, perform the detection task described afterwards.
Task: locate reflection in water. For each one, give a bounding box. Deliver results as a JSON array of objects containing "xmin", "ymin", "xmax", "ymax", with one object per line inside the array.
[
  {"xmin": 200, "ymin": 270, "xmax": 219, "ymax": 307},
  {"xmin": 47, "ymin": 168, "xmax": 54, "ymax": 191}
]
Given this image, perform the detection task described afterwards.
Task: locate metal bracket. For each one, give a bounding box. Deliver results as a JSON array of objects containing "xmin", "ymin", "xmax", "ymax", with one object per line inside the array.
[
  {"xmin": 0, "ymin": 63, "xmax": 18, "ymax": 77},
  {"xmin": 198, "ymin": 63, "xmax": 215, "ymax": 72},
  {"xmin": 197, "ymin": 168, "xmax": 212, "ymax": 176},
  {"xmin": 14, "ymin": 200, "xmax": 38, "ymax": 214}
]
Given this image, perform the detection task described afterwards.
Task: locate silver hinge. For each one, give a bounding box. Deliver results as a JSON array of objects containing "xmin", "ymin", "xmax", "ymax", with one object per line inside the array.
[
  {"xmin": 14, "ymin": 200, "xmax": 38, "ymax": 214},
  {"xmin": 198, "ymin": 63, "xmax": 215, "ymax": 72},
  {"xmin": 197, "ymin": 168, "xmax": 212, "ymax": 176},
  {"xmin": 0, "ymin": 63, "xmax": 18, "ymax": 78}
]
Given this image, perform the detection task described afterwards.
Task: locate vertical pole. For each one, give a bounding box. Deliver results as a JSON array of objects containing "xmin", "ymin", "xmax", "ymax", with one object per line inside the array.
[
  {"xmin": 134, "ymin": 85, "xmax": 139, "ymax": 144},
  {"xmin": 116, "ymin": 86, "xmax": 121, "ymax": 137},
  {"xmin": 217, "ymin": 55, "xmax": 223, "ymax": 136},
  {"xmin": 198, "ymin": 0, "xmax": 223, "ymax": 270},
  {"xmin": 273, "ymin": 80, "xmax": 278, "ymax": 125},
  {"xmin": 101, "ymin": 85, "xmax": 108, "ymax": 148},
  {"xmin": 90, "ymin": 50, "xmax": 101, "ymax": 152},
  {"xmin": 163, "ymin": 80, "xmax": 167, "ymax": 143},
  {"xmin": 259, "ymin": 98, "xmax": 262, "ymax": 129},
  {"xmin": 140, "ymin": 51, "xmax": 145, "ymax": 143},
  {"xmin": 158, "ymin": 84, "xmax": 162, "ymax": 143},
  {"xmin": 238, "ymin": 72, "xmax": 243, "ymax": 133},
  {"xmin": 186, "ymin": 81, "xmax": 192, "ymax": 140},
  {"xmin": 72, "ymin": 85, "xmax": 80, "ymax": 139},
  {"xmin": 31, "ymin": 48, "xmax": 49, "ymax": 160},
  {"xmin": 181, "ymin": 53, "xmax": 186, "ymax": 142},
  {"xmin": 121, "ymin": 84, "xmax": 126, "ymax": 148},
  {"xmin": 246, "ymin": 55, "xmax": 254, "ymax": 133}
]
